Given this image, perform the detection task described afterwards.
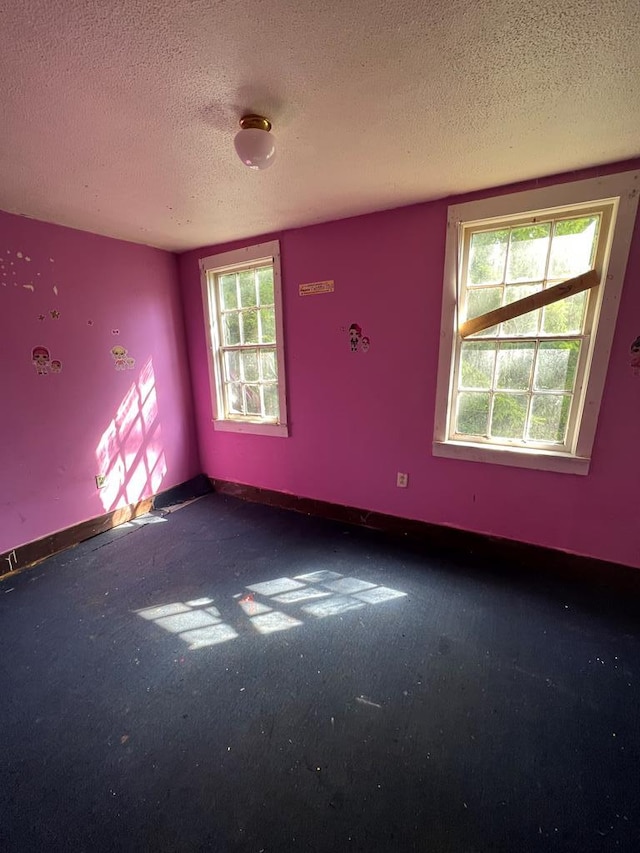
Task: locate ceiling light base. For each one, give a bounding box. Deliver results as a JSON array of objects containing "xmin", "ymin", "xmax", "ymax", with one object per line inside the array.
[
  {"xmin": 239, "ymin": 114, "xmax": 272, "ymax": 133},
  {"xmin": 234, "ymin": 114, "xmax": 276, "ymax": 170}
]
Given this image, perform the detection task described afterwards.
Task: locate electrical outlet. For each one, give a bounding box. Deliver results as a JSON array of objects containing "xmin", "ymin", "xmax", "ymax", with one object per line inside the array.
[
  {"xmin": 396, "ymin": 472, "xmax": 408, "ymax": 488},
  {"xmin": 95, "ymin": 474, "xmax": 106, "ymax": 489}
]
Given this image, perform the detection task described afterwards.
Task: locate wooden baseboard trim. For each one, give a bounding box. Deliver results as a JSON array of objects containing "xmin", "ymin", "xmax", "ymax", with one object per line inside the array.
[
  {"xmin": 0, "ymin": 499, "xmax": 153, "ymax": 580},
  {"xmin": 211, "ymin": 478, "xmax": 640, "ymax": 592},
  {"xmin": 0, "ymin": 475, "xmax": 212, "ymax": 581}
]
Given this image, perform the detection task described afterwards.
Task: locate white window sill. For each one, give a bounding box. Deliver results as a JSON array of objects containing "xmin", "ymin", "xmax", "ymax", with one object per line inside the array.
[
  {"xmin": 213, "ymin": 418, "xmax": 289, "ymax": 437},
  {"xmin": 432, "ymin": 440, "xmax": 590, "ymax": 475}
]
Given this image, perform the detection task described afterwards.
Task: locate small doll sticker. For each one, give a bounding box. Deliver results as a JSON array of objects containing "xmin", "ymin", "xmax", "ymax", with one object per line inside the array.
[
  {"xmin": 31, "ymin": 346, "xmax": 62, "ymax": 375},
  {"xmin": 348, "ymin": 323, "xmax": 371, "ymax": 353},
  {"xmin": 630, "ymin": 336, "xmax": 640, "ymax": 376},
  {"xmin": 349, "ymin": 323, "xmax": 362, "ymax": 351},
  {"xmin": 111, "ymin": 345, "xmax": 135, "ymax": 371},
  {"xmin": 32, "ymin": 346, "xmax": 50, "ymax": 375}
]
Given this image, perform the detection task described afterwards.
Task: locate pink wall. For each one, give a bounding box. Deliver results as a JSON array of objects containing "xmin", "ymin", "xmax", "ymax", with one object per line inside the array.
[
  {"xmin": 179, "ymin": 160, "xmax": 640, "ymax": 569},
  {"xmin": 0, "ymin": 211, "xmax": 199, "ymax": 555}
]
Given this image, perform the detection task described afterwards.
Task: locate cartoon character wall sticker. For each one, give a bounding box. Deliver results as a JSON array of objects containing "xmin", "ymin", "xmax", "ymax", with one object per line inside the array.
[
  {"xmin": 630, "ymin": 336, "xmax": 640, "ymax": 376},
  {"xmin": 31, "ymin": 346, "xmax": 62, "ymax": 375},
  {"xmin": 31, "ymin": 346, "xmax": 50, "ymax": 374},
  {"xmin": 111, "ymin": 345, "xmax": 135, "ymax": 371},
  {"xmin": 348, "ymin": 323, "xmax": 371, "ymax": 353}
]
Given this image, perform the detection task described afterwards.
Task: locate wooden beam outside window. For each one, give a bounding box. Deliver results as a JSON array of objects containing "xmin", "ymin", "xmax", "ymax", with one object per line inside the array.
[{"xmin": 459, "ymin": 269, "xmax": 600, "ymax": 339}]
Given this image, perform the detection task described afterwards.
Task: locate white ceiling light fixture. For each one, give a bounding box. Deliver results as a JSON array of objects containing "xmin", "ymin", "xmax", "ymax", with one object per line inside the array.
[{"xmin": 234, "ymin": 114, "xmax": 276, "ymax": 170}]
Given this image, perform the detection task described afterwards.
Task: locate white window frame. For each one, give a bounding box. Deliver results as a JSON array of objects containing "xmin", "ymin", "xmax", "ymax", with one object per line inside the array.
[
  {"xmin": 433, "ymin": 171, "xmax": 639, "ymax": 475},
  {"xmin": 200, "ymin": 240, "xmax": 288, "ymax": 437}
]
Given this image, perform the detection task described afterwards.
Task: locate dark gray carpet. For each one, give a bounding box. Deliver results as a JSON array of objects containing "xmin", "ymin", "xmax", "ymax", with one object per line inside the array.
[{"xmin": 1, "ymin": 493, "xmax": 638, "ymax": 852}]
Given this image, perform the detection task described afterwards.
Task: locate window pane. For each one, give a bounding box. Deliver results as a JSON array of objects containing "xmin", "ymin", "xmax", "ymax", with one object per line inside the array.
[
  {"xmin": 456, "ymin": 392, "xmax": 490, "ymax": 435},
  {"xmin": 223, "ymin": 312, "xmax": 240, "ymax": 345},
  {"xmin": 260, "ymin": 349, "xmax": 277, "ymax": 381},
  {"xmin": 496, "ymin": 342, "xmax": 535, "ymax": 390},
  {"xmin": 548, "ymin": 216, "xmax": 599, "ymax": 279},
  {"xmin": 260, "ymin": 308, "xmax": 276, "ymax": 343},
  {"xmin": 500, "ymin": 284, "xmax": 542, "ymax": 336},
  {"xmin": 541, "ymin": 291, "xmax": 587, "ymax": 335},
  {"xmin": 241, "ymin": 310, "xmax": 259, "ymax": 344},
  {"xmin": 491, "ymin": 393, "xmax": 528, "ymax": 439},
  {"xmin": 241, "ymin": 350, "xmax": 259, "ymax": 382},
  {"xmin": 226, "ymin": 382, "xmax": 243, "ymax": 414},
  {"xmin": 506, "ymin": 223, "xmax": 551, "ymax": 283},
  {"xmin": 534, "ymin": 341, "xmax": 580, "ymax": 391},
  {"xmin": 258, "ymin": 266, "xmax": 274, "ymax": 304},
  {"xmin": 223, "ymin": 350, "xmax": 240, "ymax": 381},
  {"xmin": 459, "ymin": 342, "xmax": 495, "ymax": 389},
  {"xmin": 219, "ymin": 274, "xmax": 237, "ymax": 309},
  {"xmin": 239, "ymin": 270, "xmax": 257, "ymax": 307},
  {"xmin": 468, "ymin": 229, "xmax": 508, "ymax": 285},
  {"xmin": 264, "ymin": 385, "xmax": 280, "ymax": 419},
  {"xmin": 528, "ymin": 394, "xmax": 571, "ymax": 443},
  {"xmin": 465, "ymin": 287, "xmax": 502, "ymax": 337},
  {"xmin": 244, "ymin": 384, "xmax": 262, "ymax": 416}
]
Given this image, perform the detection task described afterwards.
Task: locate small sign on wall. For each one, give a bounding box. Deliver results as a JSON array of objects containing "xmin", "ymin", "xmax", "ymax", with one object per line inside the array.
[{"xmin": 299, "ymin": 280, "xmax": 334, "ymax": 296}]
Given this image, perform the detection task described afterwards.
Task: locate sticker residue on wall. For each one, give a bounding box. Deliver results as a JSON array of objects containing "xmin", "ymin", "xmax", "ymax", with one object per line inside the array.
[{"xmin": 299, "ymin": 280, "xmax": 334, "ymax": 297}]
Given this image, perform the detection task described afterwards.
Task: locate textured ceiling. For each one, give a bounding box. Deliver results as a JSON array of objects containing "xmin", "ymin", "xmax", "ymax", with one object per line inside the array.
[{"xmin": 1, "ymin": 0, "xmax": 639, "ymax": 251}]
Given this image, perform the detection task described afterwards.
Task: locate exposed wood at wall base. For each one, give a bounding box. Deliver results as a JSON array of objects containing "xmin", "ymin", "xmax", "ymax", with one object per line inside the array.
[
  {"xmin": 0, "ymin": 499, "xmax": 153, "ymax": 580},
  {"xmin": 211, "ymin": 479, "xmax": 640, "ymax": 591},
  {"xmin": 0, "ymin": 476, "xmax": 212, "ymax": 581}
]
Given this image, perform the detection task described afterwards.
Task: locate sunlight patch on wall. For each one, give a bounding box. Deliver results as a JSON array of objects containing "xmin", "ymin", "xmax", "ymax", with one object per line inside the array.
[
  {"xmin": 95, "ymin": 357, "xmax": 167, "ymax": 511},
  {"xmin": 135, "ymin": 570, "xmax": 407, "ymax": 651}
]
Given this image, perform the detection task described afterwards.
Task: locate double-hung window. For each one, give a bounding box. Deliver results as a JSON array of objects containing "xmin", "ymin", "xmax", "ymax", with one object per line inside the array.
[
  {"xmin": 200, "ymin": 240, "xmax": 288, "ymax": 436},
  {"xmin": 433, "ymin": 172, "xmax": 639, "ymax": 474}
]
